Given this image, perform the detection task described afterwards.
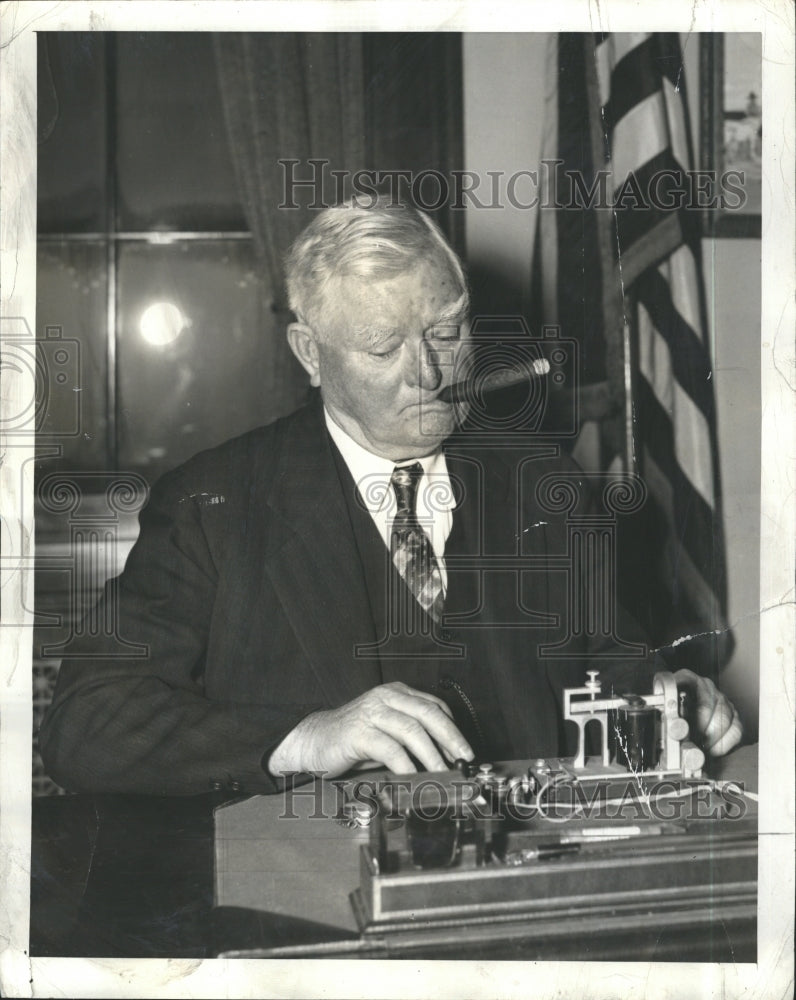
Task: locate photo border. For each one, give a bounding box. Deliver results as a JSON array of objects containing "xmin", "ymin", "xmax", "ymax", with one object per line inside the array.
[{"xmin": 1, "ymin": 2, "xmax": 793, "ymax": 998}]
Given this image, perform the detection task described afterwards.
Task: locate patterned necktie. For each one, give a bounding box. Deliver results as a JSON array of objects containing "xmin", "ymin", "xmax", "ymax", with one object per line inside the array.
[{"xmin": 389, "ymin": 462, "xmax": 445, "ymax": 623}]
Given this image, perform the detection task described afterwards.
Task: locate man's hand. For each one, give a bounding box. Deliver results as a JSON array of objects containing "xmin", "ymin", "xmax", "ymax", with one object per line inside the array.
[
  {"xmin": 674, "ymin": 668, "xmax": 743, "ymax": 756},
  {"xmin": 267, "ymin": 681, "xmax": 474, "ymax": 778}
]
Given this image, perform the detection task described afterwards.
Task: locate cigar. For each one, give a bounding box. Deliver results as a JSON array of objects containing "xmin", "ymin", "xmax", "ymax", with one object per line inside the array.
[{"xmin": 437, "ymin": 358, "xmax": 550, "ymax": 405}]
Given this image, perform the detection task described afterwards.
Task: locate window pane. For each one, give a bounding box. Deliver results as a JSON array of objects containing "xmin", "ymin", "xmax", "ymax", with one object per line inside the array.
[
  {"xmin": 37, "ymin": 34, "xmax": 107, "ymax": 233},
  {"xmin": 115, "ymin": 34, "xmax": 247, "ymax": 232},
  {"xmin": 116, "ymin": 240, "xmax": 306, "ymax": 480},
  {"xmin": 36, "ymin": 242, "xmax": 108, "ymax": 472}
]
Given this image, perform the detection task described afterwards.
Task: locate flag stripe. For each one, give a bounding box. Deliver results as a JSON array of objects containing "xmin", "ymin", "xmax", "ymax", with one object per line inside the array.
[
  {"xmin": 661, "ymin": 244, "xmax": 705, "ymax": 347},
  {"xmin": 612, "ymin": 149, "xmax": 684, "ymax": 252},
  {"xmin": 609, "ymin": 78, "xmax": 690, "ymax": 188},
  {"xmin": 595, "ymin": 33, "xmax": 654, "ymax": 104},
  {"xmin": 642, "ymin": 446, "xmax": 726, "ymax": 626},
  {"xmin": 635, "ymin": 375, "xmax": 721, "ymax": 582},
  {"xmin": 638, "ymin": 316, "xmax": 715, "ymax": 508},
  {"xmin": 650, "ymin": 33, "xmax": 688, "ymax": 91},
  {"xmin": 635, "ymin": 268, "xmax": 714, "ymax": 419},
  {"xmin": 601, "ymin": 35, "xmax": 663, "ymax": 136},
  {"xmin": 660, "ymin": 77, "xmax": 691, "ymax": 184},
  {"xmin": 610, "ymin": 90, "xmax": 672, "ymax": 185},
  {"xmin": 612, "ymin": 150, "xmax": 702, "ymax": 259}
]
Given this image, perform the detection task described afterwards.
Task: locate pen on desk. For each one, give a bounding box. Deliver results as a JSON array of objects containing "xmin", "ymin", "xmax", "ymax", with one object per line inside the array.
[
  {"xmin": 558, "ymin": 822, "xmax": 686, "ymax": 844},
  {"xmin": 501, "ymin": 823, "xmax": 687, "ymax": 864},
  {"xmin": 503, "ymin": 843, "xmax": 582, "ymax": 865},
  {"xmin": 437, "ymin": 358, "xmax": 551, "ymax": 406}
]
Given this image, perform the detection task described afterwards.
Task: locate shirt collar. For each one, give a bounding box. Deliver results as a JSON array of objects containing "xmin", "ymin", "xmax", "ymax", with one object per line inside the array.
[{"xmin": 323, "ymin": 407, "xmax": 453, "ymax": 515}]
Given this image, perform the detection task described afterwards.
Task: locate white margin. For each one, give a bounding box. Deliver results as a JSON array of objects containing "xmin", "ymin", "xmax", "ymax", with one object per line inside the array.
[{"xmin": 1, "ymin": 2, "xmax": 793, "ymax": 998}]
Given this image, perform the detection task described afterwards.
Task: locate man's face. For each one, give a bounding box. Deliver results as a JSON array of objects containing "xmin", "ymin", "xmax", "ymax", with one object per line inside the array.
[{"xmin": 313, "ymin": 255, "xmax": 469, "ymax": 460}]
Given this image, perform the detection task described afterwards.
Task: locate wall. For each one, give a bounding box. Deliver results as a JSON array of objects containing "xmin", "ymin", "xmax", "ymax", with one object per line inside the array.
[
  {"xmin": 704, "ymin": 240, "xmax": 761, "ymax": 738},
  {"xmin": 462, "ymin": 34, "xmax": 761, "ymax": 734},
  {"xmin": 462, "ymin": 34, "xmax": 547, "ymax": 318}
]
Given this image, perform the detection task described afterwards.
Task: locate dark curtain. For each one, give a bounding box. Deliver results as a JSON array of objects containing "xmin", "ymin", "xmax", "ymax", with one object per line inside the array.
[
  {"xmin": 213, "ymin": 32, "xmax": 464, "ymax": 424},
  {"xmin": 363, "ymin": 33, "xmax": 465, "ymax": 256},
  {"xmin": 214, "ymin": 33, "xmax": 366, "ymax": 418}
]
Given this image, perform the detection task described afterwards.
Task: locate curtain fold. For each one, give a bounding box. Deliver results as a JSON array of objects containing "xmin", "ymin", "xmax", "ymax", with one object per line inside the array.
[
  {"xmin": 215, "ymin": 33, "xmax": 366, "ymax": 302},
  {"xmin": 214, "ymin": 34, "xmax": 366, "ymax": 421}
]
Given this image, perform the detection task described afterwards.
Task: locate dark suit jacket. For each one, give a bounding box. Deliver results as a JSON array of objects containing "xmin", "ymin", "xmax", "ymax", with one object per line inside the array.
[{"xmin": 40, "ymin": 395, "xmax": 656, "ymax": 795}]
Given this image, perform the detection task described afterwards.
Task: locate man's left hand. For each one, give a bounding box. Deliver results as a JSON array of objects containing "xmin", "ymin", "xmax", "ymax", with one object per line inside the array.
[{"xmin": 674, "ymin": 668, "xmax": 743, "ymax": 756}]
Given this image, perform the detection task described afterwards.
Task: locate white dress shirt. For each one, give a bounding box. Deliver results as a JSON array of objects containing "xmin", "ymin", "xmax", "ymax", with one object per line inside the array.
[{"xmin": 324, "ymin": 408, "xmax": 455, "ymax": 592}]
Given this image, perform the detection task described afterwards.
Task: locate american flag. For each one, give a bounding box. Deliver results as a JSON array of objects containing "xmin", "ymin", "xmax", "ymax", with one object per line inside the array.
[{"xmin": 533, "ymin": 33, "xmax": 732, "ymax": 670}]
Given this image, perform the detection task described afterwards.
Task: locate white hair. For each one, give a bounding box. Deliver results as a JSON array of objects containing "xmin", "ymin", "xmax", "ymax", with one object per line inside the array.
[{"xmin": 284, "ymin": 198, "xmax": 469, "ymax": 335}]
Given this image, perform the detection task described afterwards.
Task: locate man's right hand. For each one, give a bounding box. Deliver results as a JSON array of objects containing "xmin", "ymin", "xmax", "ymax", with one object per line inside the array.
[{"xmin": 267, "ymin": 681, "xmax": 474, "ymax": 778}]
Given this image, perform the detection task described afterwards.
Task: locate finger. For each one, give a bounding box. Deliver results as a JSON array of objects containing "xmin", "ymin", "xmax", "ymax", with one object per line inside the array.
[
  {"xmin": 703, "ymin": 694, "xmax": 734, "ymax": 747},
  {"xmin": 440, "ymin": 743, "xmax": 458, "ymax": 764},
  {"xmin": 387, "ymin": 690, "xmax": 473, "ymax": 761},
  {"xmin": 385, "ymin": 682, "xmax": 454, "ymax": 719},
  {"xmin": 694, "ymin": 673, "xmax": 717, "ymax": 707},
  {"xmin": 351, "ymin": 759, "xmax": 390, "ymax": 772},
  {"xmin": 708, "ymin": 716, "xmax": 741, "ymax": 756},
  {"xmin": 412, "ymin": 690, "xmax": 455, "ymax": 719},
  {"xmin": 707, "ymin": 706, "xmax": 743, "ymax": 756},
  {"xmin": 375, "ymin": 708, "xmax": 449, "ymax": 772},
  {"xmin": 364, "ymin": 730, "xmax": 417, "ymax": 775},
  {"xmin": 687, "ymin": 675, "xmax": 725, "ymax": 742},
  {"xmin": 372, "ymin": 686, "xmax": 470, "ymax": 764},
  {"xmin": 702, "ymin": 693, "xmax": 733, "ymax": 746}
]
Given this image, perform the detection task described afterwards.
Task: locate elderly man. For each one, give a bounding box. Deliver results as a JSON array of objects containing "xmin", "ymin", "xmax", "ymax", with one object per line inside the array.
[{"xmin": 40, "ymin": 201, "xmax": 742, "ymax": 796}]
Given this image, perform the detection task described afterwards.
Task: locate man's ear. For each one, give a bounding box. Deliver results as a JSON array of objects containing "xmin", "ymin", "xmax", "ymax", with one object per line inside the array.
[{"xmin": 287, "ymin": 322, "xmax": 321, "ymax": 387}]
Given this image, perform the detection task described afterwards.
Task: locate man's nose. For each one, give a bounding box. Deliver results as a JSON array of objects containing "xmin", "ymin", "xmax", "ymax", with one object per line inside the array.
[{"xmin": 406, "ymin": 338, "xmax": 442, "ymax": 392}]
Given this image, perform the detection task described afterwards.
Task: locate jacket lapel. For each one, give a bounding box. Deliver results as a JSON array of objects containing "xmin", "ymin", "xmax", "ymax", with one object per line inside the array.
[{"xmin": 261, "ymin": 397, "xmax": 382, "ymax": 707}]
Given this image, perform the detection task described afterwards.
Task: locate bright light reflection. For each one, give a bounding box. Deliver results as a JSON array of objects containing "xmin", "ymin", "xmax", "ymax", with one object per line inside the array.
[{"xmin": 140, "ymin": 301, "xmax": 188, "ymax": 347}]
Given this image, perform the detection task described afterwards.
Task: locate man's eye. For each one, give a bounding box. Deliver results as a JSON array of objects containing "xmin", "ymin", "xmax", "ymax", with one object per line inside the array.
[
  {"xmin": 428, "ymin": 324, "xmax": 461, "ymax": 341},
  {"xmin": 370, "ymin": 346, "xmax": 399, "ymax": 360}
]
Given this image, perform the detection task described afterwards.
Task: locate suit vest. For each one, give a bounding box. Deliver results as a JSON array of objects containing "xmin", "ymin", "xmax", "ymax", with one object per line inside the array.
[{"xmin": 327, "ymin": 439, "xmax": 561, "ymax": 761}]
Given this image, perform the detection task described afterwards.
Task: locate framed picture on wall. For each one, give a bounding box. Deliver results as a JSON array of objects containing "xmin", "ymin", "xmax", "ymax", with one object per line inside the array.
[{"xmin": 700, "ymin": 32, "xmax": 762, "ymax": 238}]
